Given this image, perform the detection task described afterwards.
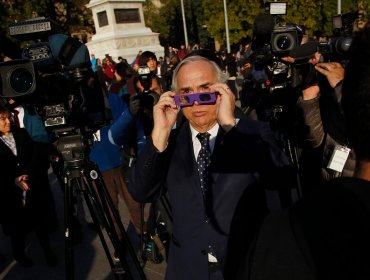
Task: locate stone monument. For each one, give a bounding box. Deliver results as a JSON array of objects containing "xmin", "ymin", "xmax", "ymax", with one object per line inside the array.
[{"xmin": 86, "ymin": 0, "xmax": 164, "ymax": 63}]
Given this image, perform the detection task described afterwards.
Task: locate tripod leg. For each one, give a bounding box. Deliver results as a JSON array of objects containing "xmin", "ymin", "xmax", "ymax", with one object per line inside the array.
[
  {"xmin": 63, "ymin": 174, "xmax": 75, "ymax": 280},
  {"xmin": 82, "ymin": 168, "xmax": 147, "ymax": 280},
  {"xmin": 79, "ymin": 179, "xmax": 123, "ymax": 278}
]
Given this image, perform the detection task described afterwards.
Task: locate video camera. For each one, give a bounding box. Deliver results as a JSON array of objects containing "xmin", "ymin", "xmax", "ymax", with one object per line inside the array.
[
  {"xmin": 317, "ymin": 11, "xmax": 357, "ymax": 61},
  {"xmin": 240, "ymin": 2, "xmax": 308, "ymax": 133},
  {"xmin": 136, "ymin": 66, "xmax": 159, "ymax": 109},
  {"xmin": 0, "ymin": 17, "xmax": 107, "ymax": 167},
  {"xmin": 249, "ymin": 2, "xmax": 304, "ymax": 89}
]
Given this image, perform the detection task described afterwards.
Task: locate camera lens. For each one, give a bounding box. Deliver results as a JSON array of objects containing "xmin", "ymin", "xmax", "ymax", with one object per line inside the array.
[
  {"xmin": 272, "ymin": 31, "xmax": 297, "ymax": 54},
  {"xmin": 276, "ymin": 35, "xmax": 292, "ymax": 51},
  {"xmin": 10, "ymin": 67, "xmax": 34, "ymax": 94},
  {"xmin": 335, "ymin": 37, "xmax": 352, "ymax": 55}
]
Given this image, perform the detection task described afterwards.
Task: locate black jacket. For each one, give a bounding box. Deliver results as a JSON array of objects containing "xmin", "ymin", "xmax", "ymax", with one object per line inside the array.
[
  {"xmin": 239, "ymin": 177, "xmax": 370, "ymax": 280},
  {"xmin": 0, "ymin": 127, "xmax": 56, "ymax": 235},
  {"xmin": 130, "ymin": 118, "xmax": 292, "ymax": 280}
]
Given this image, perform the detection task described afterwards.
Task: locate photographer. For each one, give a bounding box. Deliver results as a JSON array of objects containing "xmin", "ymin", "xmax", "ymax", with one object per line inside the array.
[
  {"xmin": 88, "ymin": 125, "xmax": 144, "ymax": 246},
  {"xmin": 236, "ymin": 23, "xmax": 370, "ymax": 280},
  {"xmin": 135, "ymin": 51, "xmax": 162, "ymax": 95},
  {"xmin": 296, "ymin": 52, "xmax": 356, "ymax": 196}
]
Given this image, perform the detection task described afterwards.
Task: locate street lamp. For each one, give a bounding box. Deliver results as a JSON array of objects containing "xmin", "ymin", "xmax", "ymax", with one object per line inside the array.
[
  {"xmin": 223, "ymin": 0, "xmax": 231, "ymax": 53},
  {"xmin": 337, "ymin": 0, "xmax": 341, "ymax": 14},
  {"xmin": 180, "ymin": 0, "xmax": 189, "ymax": 47}
]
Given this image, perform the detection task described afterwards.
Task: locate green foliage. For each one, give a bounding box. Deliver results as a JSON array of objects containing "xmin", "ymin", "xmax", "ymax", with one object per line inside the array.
[
  {"xmin": 0, "ymin": 0, "xmax": 94, "ymax": 36},
  {"xmin": 199, "ymin": 0, "xmax": 366, "ymax": 48},
  {"xmin": 203, "ymin": 0, "xmax": 263, "ymax": 48},
  {"xmin": 1, "ymin": 0, "xmax": 367, "ymax": 53}
]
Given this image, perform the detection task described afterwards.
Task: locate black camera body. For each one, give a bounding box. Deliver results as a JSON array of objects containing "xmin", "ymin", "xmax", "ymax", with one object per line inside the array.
[
  {"xmin": 317, "ymin": 12, "xmax": 357, "ymax": 62},
  {"xmin": 0, "ymin": 18, "xmax": 107, "ymax": 166},
  {"xmin": 137, "ymin": 66, "xmax": 152, "ymax": 91},
  {"xmin": 317, "ymin": 37, "xmax": 353, "ymax": 61},
  {"xmin": 135, "ymin": 66, "xmax": 159, "ymax": 109}
]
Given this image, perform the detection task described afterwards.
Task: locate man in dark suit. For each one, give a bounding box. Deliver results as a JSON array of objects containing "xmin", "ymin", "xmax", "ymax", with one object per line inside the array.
[{"xmin": 130, "ymin": 55, "xmax": 291, "ymax": 280}]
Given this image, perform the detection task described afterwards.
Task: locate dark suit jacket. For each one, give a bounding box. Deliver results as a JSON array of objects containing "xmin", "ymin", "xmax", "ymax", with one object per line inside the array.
[
  {"xmin": 239, "ymin": 177, "xmax": 370, "ymax": 280},
  {"xmin": 130, "ymin": 118, "xmax": 291, "ymax": 280},
  {"xmin": 0, "ymin": 127, "xmax": 55, "ymax": 235}
]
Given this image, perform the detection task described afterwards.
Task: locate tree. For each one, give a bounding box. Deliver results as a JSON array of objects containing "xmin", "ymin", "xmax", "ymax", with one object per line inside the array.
[
  {"xmin": 0, "ymin": 0, "xmax": 94, "ymax": 36},
  {"xmin": 143, "ymin": 0, "xmax": 215, "ymax": 49}
]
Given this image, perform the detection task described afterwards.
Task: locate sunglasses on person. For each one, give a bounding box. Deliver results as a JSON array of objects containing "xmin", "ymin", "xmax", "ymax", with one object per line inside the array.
[{"xmin": 174, "ymin": 92, "xmax": 217, "ymax": 107}]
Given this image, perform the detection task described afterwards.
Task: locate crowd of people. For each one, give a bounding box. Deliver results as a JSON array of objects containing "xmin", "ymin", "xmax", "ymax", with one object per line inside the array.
[{"xmin": 1, "ymin": 14, "xmax": 370, "ymax": 280}]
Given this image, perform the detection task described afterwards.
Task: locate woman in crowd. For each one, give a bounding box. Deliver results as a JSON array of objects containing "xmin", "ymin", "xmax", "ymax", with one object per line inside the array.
[{"xmin": 0, "ymin": 106, "xmax": 57, "ymax": 267}]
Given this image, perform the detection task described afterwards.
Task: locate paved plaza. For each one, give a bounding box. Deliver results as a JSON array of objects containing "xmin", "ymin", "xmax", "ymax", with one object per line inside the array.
[{"xmin": 0, "ymin": 171, "xmax": 167, "ymax": 280}]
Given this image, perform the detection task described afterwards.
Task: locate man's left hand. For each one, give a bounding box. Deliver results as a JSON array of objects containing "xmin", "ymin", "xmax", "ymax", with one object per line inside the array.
[{"xmin": 210, "ymin": 83, "xmax": 235, "ymax": 132}]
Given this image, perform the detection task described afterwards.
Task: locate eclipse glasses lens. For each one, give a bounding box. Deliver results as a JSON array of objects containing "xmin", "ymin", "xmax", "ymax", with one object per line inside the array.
[{"xmin": 174, "ymin": 92, "xmax": 217, "ymax": 107}]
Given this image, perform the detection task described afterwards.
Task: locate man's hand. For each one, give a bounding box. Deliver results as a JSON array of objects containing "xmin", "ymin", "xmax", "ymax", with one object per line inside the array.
[
  {"xmin": 210, "ymin": 83, "xmax": 235, "ymax": 132},
  {"xmin": 151, "ymin": 91, "xmax": 178, "ymax": 152},
  {"xmin": 315, "ymin": 62, "xmax": 345, "ymax": 88}
]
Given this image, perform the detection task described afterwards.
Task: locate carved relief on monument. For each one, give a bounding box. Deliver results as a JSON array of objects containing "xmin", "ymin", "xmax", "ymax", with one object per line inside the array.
[{"xmin": 125, "ymin": 38, "xmax": 138, "ymax": 48}]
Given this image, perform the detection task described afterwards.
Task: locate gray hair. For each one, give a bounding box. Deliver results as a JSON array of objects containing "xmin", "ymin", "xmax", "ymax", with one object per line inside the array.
[{"xmin": 171, "ymin": 55, "xmax": 228, "ymax": 92}]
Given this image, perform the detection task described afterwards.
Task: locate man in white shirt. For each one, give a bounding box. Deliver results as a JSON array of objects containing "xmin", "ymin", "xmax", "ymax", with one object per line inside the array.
[{"xmin": 130, "ymin": 55, "xmax": 291, "ymax": 280}]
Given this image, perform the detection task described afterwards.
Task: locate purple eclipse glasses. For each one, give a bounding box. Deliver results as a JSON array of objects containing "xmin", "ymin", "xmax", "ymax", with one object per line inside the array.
[{"xmin": 174, "ymin": 92, "xmax": 217, "ymax": 107}]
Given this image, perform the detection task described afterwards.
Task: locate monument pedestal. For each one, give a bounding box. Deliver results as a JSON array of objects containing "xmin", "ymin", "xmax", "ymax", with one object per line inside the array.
[{"xmin": 86, "ymin": 0, "xmax": 163, "ymax": 63}]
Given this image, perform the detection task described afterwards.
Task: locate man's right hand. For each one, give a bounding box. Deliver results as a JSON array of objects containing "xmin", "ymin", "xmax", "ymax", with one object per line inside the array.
[{"xmin": 151, "ymin": 91, "xmax": 178, "ymax": 152}]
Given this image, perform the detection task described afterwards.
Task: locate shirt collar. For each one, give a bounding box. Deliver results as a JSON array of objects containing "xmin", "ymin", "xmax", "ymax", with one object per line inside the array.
[{"xmin": 189, "ymin": 122, "xmax": 219, "ymax": 143}]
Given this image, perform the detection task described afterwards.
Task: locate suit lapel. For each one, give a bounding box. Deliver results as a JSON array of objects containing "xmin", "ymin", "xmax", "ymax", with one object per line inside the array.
[{"xmin": 210, "ymin": 127, "xmax": 225, "ymax": 184}]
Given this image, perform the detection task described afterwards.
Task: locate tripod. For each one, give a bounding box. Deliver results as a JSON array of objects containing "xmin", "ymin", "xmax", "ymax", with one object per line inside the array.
[{"xmin": 61, "ymin": 160, "xmax": 147, "ymax": 280}]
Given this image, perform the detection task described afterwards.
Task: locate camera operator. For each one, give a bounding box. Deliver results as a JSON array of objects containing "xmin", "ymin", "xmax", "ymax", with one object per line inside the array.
[
  {"xmin": 88, "ymin": 124, "xmax": 144, "ymax": 252},
  {"xmin": 295, "ymin": 52, "xmax": 356, "ymax": 196},
  {"xmin": 235, "ymin": 23, "xmax": 370, "ymax": 280},
  {"xmin": 105, "ymin": 60, "xmax": 154, "ymax": 251},
  {"xmin": 135, "ymin": 51, "xmax": 163, "ymax": 95}
]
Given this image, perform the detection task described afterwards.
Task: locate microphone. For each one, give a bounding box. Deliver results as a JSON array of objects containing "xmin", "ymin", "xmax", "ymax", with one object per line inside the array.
[
  {"xmin": 253, "ymin": 13, "xmax": 275, "ymax": 37},
  {"xmin": 252, "ymin": 13, "xmax": 275, "ymax": 51}
]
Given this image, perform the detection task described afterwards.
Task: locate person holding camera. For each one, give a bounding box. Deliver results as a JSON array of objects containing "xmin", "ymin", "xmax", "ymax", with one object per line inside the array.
[
  {"xmin": 295, "ymin": 51, "xmax": 356, "ymax": 196},
  {"xmin": 135, "ymin": 51, "xmax": 163, "ymax": 95},
  {"xmin": 236, "ymin": 23, "xmax": 370, "ymax": 280},
  {"xmin": 129, "ymin": 55, "xmax": 292, "ymax": 280},
  {"xmin": 104, "ymin": 61, "xmax": 145, "ymax": 235}
]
